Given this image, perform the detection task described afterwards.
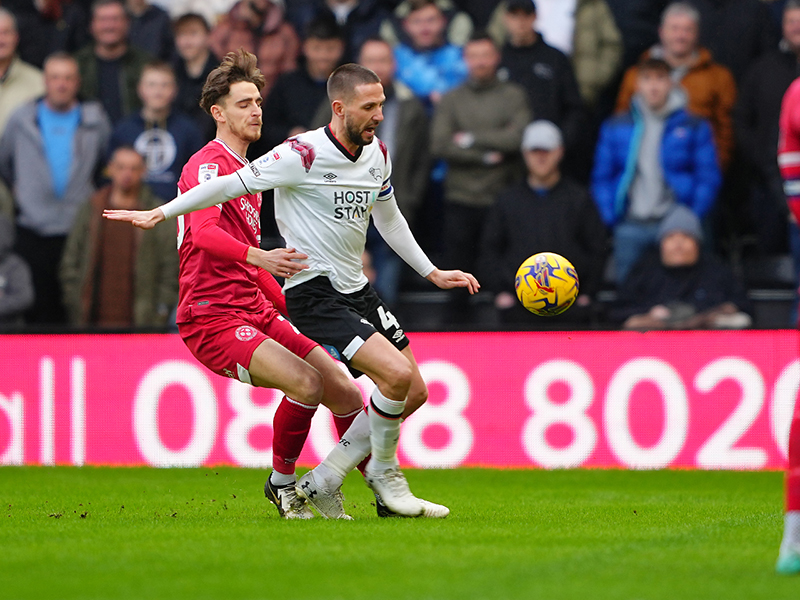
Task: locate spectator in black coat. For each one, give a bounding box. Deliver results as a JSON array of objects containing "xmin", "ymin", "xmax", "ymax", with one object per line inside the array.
[
  {"xmin": 604, "ymin": 0, "xmax": 668, "ymax": 70},
  {"xmin": 498, "ymin": 0, "xmax": 586, "ymax": 180},
  {"xmin": 688, "ymin": 0, "xmax": 778, "ymax": 84},
  {"xmin": 481, "ymin": 120, "xmax": 608, "ymax": 327},
  {"xmin": 12, "ymin": 0, "xmax": 89, "ymax": 68},
  {"xmin": 612, "ymin": 204, "xmax": 752, "ymax": 329},
  {"xmin": 734, "ymin": 0, "xmax": 800, "ymax": 254},
  {"xmin": 126, "ymin": 0, "xmax": 174, "ymax": 61}
]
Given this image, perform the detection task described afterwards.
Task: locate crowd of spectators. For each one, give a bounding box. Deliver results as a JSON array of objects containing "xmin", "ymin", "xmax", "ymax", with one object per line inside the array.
[{"xmin": 0, "ymin": 0, "xmax": 795, "ymax": 332}]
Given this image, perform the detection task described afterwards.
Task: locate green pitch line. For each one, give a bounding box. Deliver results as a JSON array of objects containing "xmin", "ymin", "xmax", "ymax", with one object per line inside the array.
[{"xmin": 0, "ymin": 467, "xmax": 793, "ymax": 600}]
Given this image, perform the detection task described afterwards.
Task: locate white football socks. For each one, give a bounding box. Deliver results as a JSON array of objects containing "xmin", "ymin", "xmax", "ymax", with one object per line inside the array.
[
  {"xmin": 269, "ymin": 470, "xmax": 296, "ymax": 487},
  {"xmin": 315, "ymin": 409, "xmax": 372, "ymax": 485},
  {"xmin": 367, "ymin": 387, "xmax": 405, "ymax": 474}
]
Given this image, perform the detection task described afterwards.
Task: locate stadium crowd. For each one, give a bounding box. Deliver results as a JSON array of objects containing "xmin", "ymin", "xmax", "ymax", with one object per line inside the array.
[{"xmin": 0, "ymin": 0, "xmax": 794, "ymax": 331}]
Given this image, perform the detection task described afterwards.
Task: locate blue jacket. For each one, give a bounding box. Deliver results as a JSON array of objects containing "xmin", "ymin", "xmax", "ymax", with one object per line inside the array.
[
  {"xmin": 591, "ymin": 102, "xmax": 721, "ymax": 227},
  {"xmin": 394, "ymin": 42, "xmax": 467, "ymax": 107}
]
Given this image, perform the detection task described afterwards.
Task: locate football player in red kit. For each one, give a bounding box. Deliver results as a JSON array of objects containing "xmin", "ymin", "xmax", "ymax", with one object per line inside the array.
[
  {"xmin": 170, "ymin": 49, "xmax": 364, "ymax": 519},
  {"xmin": 777, "ymin": 76, "xmax": 800, "ymax": 573}
]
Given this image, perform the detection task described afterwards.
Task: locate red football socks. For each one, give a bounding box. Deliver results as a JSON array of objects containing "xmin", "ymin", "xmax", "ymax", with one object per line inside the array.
[{"xmin": 272, "ymin": 396, "xmax": 317, "ymax": 475}]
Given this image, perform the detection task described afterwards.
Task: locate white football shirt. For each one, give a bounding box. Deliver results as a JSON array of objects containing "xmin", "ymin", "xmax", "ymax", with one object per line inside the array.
[{"xmin": 235, "ymin": 126, "xmax": 395, "ymax": 294}]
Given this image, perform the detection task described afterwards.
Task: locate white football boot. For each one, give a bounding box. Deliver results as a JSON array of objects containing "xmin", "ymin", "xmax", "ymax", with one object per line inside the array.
[
  {"xmin": 364, "ymin": 465, "xmax": 423, "ymax": 517},
  {"xmin": 375, "ymin": 493, "xmax": 450, "ymax": 518},
  {"xmin": 296, "ymin": 470, "xmax": 353, "ymax": 520}
]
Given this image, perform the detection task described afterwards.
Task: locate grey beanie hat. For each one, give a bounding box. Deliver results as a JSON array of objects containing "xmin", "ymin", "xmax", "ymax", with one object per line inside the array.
[{"xmin": 658, "ymin": 205, "xmax": 703, "ymax": 242}]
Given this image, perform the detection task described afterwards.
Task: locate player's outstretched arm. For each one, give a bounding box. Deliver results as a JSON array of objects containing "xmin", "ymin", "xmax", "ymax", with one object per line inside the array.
[
  {"xmin": 426, "ymin": 268, "xmax": 480, "ymax": 295},
  {"xmin": 104, "ymin": 172, "xmax": 249, "ymax": 228}
]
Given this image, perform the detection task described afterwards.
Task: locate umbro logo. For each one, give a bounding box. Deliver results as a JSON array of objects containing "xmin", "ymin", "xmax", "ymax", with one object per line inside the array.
[
  {"xmin": 360, "ymin": 318, "xmax": 372, "ymax": 326},
  {"xmin": 392, "ymin": 329, "xmax": 404, "ymax": 341},
  {"xmin": 323, "ymin": 172, "xmax": 337, "ymax": 182}
]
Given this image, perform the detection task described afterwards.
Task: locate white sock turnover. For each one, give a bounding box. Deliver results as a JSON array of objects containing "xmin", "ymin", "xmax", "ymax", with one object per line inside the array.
[{"xmin": 367, "ymin": 387, "xmax": 405, "ymax": 473}]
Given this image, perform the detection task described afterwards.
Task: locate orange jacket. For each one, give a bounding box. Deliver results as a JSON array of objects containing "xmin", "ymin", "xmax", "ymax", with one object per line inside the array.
[{"xmin": 615, "ymin": 47, "xmax": 737, "ymax": 170}]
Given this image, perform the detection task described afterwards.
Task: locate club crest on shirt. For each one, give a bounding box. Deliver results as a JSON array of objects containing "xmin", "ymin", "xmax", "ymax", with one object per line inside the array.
[
  {"xmin": 369, "ymin": 167, "xmax": 382, "ymax": 182},
  {"xmin": 235, "ymin": 325, "xmax": 258, "ymax": 341},
  {"xmin": 198, "ymin": 163, "xmax": 219, "ymax": 182}
]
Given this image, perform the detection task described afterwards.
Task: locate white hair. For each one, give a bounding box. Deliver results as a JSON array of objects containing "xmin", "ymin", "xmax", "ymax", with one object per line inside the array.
[{"xmin": 661, "ymin": 2, "xmax": 701, "ymax": 27}]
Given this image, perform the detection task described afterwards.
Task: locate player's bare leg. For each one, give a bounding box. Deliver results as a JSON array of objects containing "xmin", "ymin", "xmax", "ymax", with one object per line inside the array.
[{"xmin": 778, "ymin": 400, "xmax": 800, "ymax": 573}]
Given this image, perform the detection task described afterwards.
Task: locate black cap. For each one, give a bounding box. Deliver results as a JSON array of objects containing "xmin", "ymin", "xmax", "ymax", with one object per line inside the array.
[{"xmin": 506, "ymin": 0, "xmax": 536, "ymax": 14}]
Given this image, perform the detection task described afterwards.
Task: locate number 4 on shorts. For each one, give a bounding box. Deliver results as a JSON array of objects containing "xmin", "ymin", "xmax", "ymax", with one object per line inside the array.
[{"xmin": 377, "ymin": 306, "xmax": 400, "ymax": 331}]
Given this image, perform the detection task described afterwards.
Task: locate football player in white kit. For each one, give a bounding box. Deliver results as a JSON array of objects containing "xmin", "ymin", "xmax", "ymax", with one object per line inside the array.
[{"xmin": 105, "ymin": 63, "xmax": 480, "ymax": 519}]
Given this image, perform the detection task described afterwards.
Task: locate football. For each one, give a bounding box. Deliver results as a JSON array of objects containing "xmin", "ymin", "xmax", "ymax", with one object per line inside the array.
[{"xmin": 514, "ymin": 252, "xmax": 580, "ymax": 316}]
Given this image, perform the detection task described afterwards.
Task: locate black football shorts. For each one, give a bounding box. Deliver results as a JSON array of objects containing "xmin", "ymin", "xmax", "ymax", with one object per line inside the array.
[{"xmin": 285, "ymin": 276, "xmax": 410, "ymax": 377}]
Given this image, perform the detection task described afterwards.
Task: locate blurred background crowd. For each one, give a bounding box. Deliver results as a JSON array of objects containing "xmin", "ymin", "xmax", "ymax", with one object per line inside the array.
[{"xmin": 0, "ymin": 0, "xmax": 795, "ymax": 333}]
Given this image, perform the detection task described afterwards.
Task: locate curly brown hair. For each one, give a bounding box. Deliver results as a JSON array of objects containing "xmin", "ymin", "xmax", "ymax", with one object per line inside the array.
[{"xmin": 199, "ymin": 49, "xmax": 266, "ymax": 115}]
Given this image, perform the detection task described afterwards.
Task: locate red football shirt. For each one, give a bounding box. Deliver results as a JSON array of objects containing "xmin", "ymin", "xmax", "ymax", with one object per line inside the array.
[{"xmin": 175, "ymin": 139, "xmax": 267, "ymax": 323}]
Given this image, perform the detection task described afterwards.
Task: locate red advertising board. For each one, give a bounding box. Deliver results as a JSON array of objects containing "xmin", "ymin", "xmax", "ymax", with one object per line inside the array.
[{"xmin": 0, "ymin": 331, "xmax": 798, "ymax": 469}]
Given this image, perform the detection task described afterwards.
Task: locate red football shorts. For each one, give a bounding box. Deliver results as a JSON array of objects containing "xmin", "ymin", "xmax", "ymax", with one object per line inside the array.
[{"xmin": 178, "ymin": 308, "xmax": 318, "ymax": 384}]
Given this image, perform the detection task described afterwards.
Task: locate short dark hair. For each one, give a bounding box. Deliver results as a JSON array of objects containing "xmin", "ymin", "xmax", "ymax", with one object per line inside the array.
[
  {"xmin": 91, "ymin": 0, "xmax": 127, "ymax": 18},
  {"xmin": 173, "ymin": 13, "xmax": 210, "ymax": 34},
  {"xmin": 199, "ymin": 49, "xmax": 265, "ymax": 114},
  {"xmin": 305, "ymin": 15, "xmax": 345, "ymax": 41},
  {"xmin": 327, "ymin": 63, "xmax": 381, "ymax": 102},
  {"xmin": 110, "ymin": 144, "xmax": 145, "ymax": 163},
  {"xmin": 637, "ymin": 57, "xmax": 672, "ymax": 76},
  {"xmin": 466, "ymin": 30, "xmax": 498, "ymax": 49},
  {"xmin": 506, "ymin": 0, "xmax": 537, "ymax": 14},
  {"xmin": 408, "ymin": 0, "xmax": 440, "ymax": 13}
]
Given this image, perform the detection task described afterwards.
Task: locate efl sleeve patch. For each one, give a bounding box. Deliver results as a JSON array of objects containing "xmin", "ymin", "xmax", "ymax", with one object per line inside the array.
[
  {"xmin": 198, "ymin": 163, "xmax": 219, "ymax": 183},
  {"xmin": 254, "ymin": 150, "xmax": 282, "ymax": 171}
]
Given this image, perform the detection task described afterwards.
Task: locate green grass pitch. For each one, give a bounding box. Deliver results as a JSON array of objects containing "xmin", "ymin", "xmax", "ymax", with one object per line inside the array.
[{"xmin": 0, "ymin": 466, "xmax": 795, "ymax": 599}]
